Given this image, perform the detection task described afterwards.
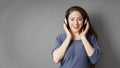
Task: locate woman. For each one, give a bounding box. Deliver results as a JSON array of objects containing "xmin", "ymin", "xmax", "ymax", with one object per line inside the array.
[{"xmin": 51, "ymin": 6, "xmax": 101, "ymax": 68}]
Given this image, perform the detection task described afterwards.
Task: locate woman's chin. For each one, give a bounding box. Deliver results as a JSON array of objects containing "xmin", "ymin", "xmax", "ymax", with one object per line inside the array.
[{"xmin": 70, "ymin": 26, "xmax": 82, "ymax": 33}]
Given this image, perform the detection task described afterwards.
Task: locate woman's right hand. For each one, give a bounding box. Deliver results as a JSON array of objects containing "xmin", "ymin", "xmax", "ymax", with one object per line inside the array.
[
  {"xmin": 53, "ymin": 23, "xmax": 72, "ymax": 64},
  {"xmin": 63, "ymin": 23, "xmax": 72, "ymax": 39}
]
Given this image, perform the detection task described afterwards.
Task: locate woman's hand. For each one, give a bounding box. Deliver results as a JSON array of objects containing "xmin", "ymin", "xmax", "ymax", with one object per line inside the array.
[
  {"xmin": 80, "ymin": 22, "xmax": 95, "ymax": 57},
  {"xmin": 81, "ymin": 22, "xmax": 90, "ymax": 38},
  {"xmin": 63, "ymin": 23, "xmax": 72, "ymax": 39}
]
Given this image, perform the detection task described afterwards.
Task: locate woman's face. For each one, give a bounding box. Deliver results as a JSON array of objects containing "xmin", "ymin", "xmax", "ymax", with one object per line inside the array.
[{"xmin": 68, "ymin": 10, "xmax": 84, "ymax": 33}]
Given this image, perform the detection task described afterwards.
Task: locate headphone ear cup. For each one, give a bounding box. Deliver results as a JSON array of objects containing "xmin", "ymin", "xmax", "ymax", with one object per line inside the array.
[
  {"xmin": 64, "ymin": 18, "xmax": 70, "ymax": 29},
  {"xmin": 84, "ymin": 19, "xmax": 87, "ymax": 25},
  {"xmin": 64, "ymin": 18, "xmax": 67, "ymax": 24}
]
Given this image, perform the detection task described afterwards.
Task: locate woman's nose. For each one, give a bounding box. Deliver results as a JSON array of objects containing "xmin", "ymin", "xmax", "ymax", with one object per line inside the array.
[{"xmin": 74, "ymin": 20, "xmax": 78, "ymax": 25}]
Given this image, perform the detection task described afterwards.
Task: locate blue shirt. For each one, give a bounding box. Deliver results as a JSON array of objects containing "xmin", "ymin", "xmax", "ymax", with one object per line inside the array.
[{"xmin": 51, "ymin": 33, "xmax": 101, "ymax": 68}]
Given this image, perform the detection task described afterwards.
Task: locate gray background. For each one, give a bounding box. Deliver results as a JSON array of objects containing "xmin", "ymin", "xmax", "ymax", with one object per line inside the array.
[{"xmin": 0, "ymin": 0, "xmax": 120, "ymax": 68}]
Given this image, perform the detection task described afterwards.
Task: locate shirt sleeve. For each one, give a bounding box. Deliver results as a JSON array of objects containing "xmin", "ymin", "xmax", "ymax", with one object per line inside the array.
[
  {"xmin": 51, "ymin": 34, "xmax": 63, "ymax": 58},
  {"xmin": 88, "ymin": 35, "xmax": 102, "ymax": 64}
]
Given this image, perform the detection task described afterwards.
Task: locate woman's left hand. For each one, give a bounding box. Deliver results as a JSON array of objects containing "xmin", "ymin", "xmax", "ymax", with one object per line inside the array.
[{"xmin": 81, "ymin": 22, "xmax": 90, "ymax": 37}]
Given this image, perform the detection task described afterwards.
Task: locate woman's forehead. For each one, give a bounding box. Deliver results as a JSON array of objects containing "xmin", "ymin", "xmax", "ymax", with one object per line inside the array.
[{"xmin": 69, "ymin": 11, "xmax": 83, "ymax": 18}]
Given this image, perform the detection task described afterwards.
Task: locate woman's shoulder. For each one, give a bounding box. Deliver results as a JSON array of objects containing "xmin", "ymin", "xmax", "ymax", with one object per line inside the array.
[
  {"xmin": 56, "ymin": 33, "xmax": 66, "ymax": 41},
  {"xmin": 87, "ymin": 34, "xmax": 97, "ymax": 41}
]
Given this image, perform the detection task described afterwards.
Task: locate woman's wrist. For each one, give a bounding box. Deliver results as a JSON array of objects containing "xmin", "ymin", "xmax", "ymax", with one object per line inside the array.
[
  {"xmin": 66, "ymin": 36, "xmax": 72, "ymax": 40},
  {"xmin": 81, "ymin": 35, "xmax": 87, "ymax": 41}
]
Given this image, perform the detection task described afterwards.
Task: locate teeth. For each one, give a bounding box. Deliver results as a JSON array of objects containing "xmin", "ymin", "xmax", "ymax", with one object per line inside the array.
[
  {"xmin": 73, "ymin": 26, "xmax": 79, "ymax": 28},
  {"xmin": 73, "ymin": 26, "xmax": 78, "ymax": 28}
]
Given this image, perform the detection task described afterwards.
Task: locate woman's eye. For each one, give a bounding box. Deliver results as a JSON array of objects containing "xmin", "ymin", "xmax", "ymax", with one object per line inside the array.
[
  {"xmin": 79, "ymin": 19, "xmax": 82, "ymax": 21},
  {"xmin": 71, "ymin": 19, "xmax": 74, "ymax": 21}
]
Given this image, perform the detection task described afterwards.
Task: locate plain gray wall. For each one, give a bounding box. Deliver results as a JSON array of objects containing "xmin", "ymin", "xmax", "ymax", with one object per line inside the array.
[{"xmin": 0, "ymin": 0, "xmax": 120, "ymax": 68}]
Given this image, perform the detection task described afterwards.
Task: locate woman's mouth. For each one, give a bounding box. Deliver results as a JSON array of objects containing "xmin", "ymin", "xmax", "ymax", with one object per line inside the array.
[{"xmin": 72, "ymin": 25, "xmax": 79, "ymax": 29}]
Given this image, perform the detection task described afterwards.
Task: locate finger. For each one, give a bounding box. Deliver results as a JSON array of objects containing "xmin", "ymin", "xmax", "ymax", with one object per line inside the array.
[
  {"xmin": 63, "ymin": 22, "xmax": 67, "ymax": 28},
  {"xmin": 82, "ymin": 28, "xmax": 84, "ymax": 32},
  {"xmin": 63, "ymin": 23, "xmax": 68, "ymax": 30},
  {"xmin": 85, "ymin": 22, "xmax": 90, "ymax": 32}
]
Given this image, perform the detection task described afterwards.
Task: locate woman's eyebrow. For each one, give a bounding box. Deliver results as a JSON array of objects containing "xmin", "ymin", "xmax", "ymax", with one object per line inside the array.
[
  {"xmin": 69, "ymin": 17, "xmax": 75, "ymax": 18},
  {"xmin": 78, "ymin": 17, "xmax": 83, "ymax": 18}
]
